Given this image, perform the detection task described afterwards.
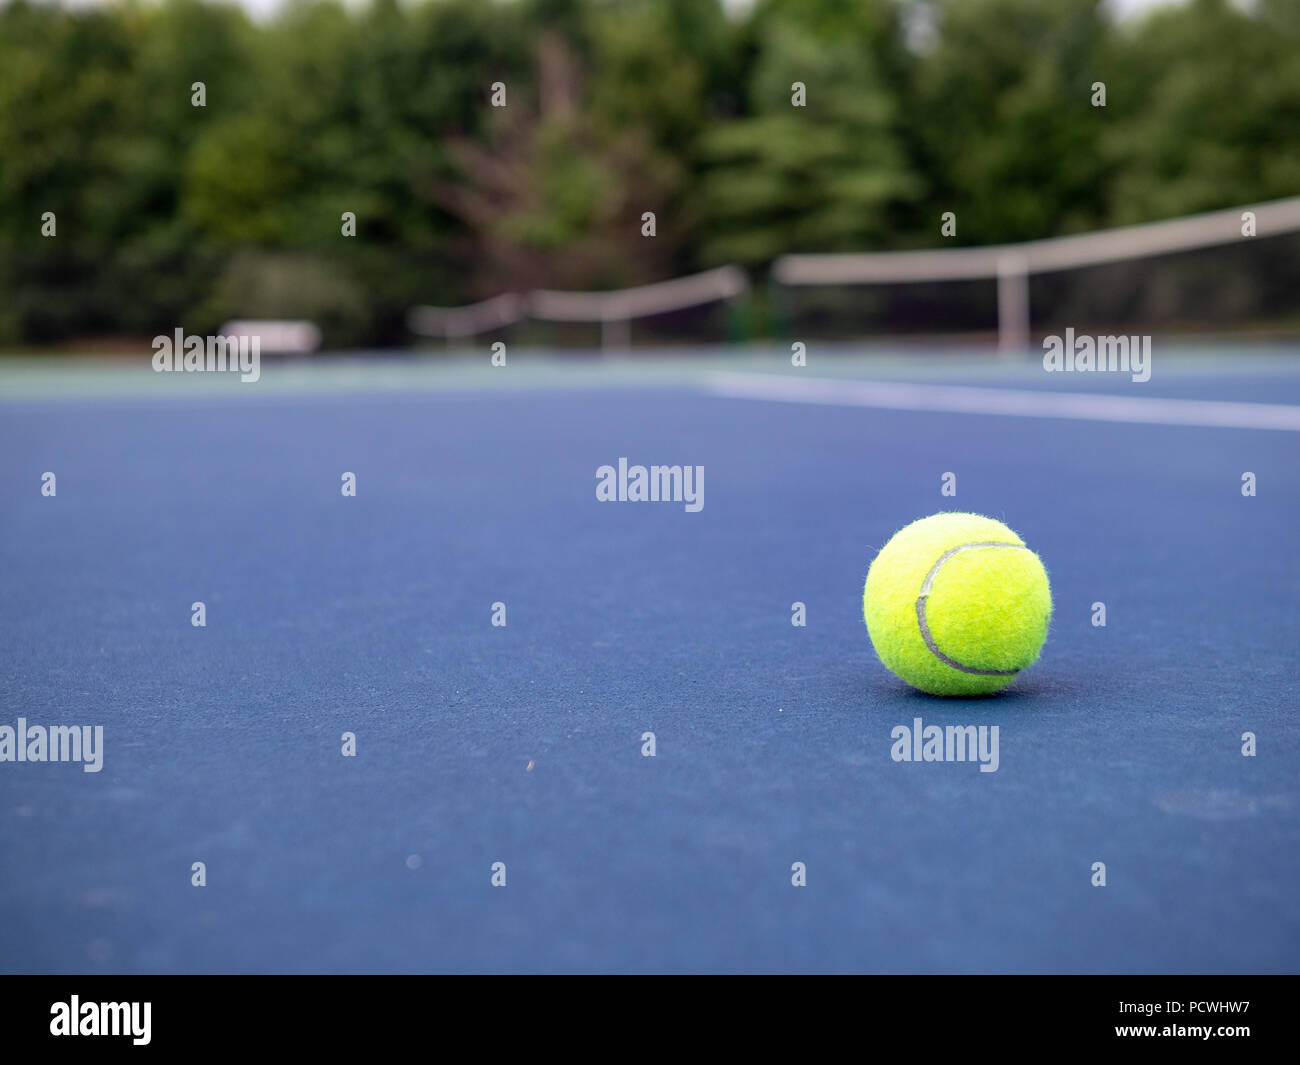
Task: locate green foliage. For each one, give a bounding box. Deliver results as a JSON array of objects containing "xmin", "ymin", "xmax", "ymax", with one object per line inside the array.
[
  {"xmin": 0, "ymin": 0, "xmax": 1296, "ymax": 347},
  {"xmin": 912, "ymin": 0, "xmax": 1113, "ymax": 242},
  {"xmin": 0, "ymin": 0, "xmax": 255, "ymax": 339},
  {"xmin": 697, "ymin": 14, "xmax": 918, "ymax": 265},
  {"xmin": 1102, "ymin": 0, "xmax": 1300, "ymax": 222}
]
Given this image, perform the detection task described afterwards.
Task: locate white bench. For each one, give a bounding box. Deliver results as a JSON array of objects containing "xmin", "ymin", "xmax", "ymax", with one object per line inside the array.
[{"xmin": 219, "ymin": 320, "xmax": 321, "ymax": 355}]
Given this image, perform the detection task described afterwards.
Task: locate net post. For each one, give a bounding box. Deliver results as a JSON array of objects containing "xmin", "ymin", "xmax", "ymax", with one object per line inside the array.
[
  {"xmin": 996, "ymin": 252, "xmax": 1030, "ymax": 355},
  {"xmin": 602, "ymin": 313, "xmax": 630, "ymax": 352}
]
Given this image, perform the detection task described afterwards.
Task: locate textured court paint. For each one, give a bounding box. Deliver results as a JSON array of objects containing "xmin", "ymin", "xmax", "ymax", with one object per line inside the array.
[
  {"xmin": 864, "ymin": 514, "xmax": 1052, "ymax": 696},
  {"xmin": 2, "ymin": 384, "xmax": 1297, "ymax": 975}
]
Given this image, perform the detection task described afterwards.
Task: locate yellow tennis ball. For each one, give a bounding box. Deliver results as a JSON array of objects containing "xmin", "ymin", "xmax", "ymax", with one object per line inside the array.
[{"xmin": 863, "ymin": 513, "xmax": 1052, "ymax": 696}]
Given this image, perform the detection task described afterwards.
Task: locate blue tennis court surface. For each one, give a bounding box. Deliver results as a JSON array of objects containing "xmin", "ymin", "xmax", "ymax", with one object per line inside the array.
[{"xmin": 1, "ymin": 348, "xmax": 1297, "ymax": 973}]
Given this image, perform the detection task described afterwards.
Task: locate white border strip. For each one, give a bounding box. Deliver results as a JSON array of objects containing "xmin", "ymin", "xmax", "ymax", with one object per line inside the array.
[{"xmin": 706, "ymin": 372, "xmax": 1300, "ymax": 431}]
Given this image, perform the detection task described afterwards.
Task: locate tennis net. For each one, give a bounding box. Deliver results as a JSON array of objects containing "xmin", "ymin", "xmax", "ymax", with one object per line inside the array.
[
  {"xmin": 408, "ymin": 266, "xmax": 750, "ymax": 350},
  {"xmin": 771, "ymin": 197, "xmax": 1300, "ymax": 351}
]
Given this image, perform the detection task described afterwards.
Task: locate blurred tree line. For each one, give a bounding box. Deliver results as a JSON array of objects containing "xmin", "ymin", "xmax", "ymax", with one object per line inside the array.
[{"xmin": 0, "ymin": 0, "xmax": 1297, "ymax": 347}]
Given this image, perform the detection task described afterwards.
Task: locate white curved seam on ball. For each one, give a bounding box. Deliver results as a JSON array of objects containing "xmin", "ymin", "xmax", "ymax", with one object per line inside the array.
[{"xmin": 915, "ymin": 541, "xmax": 1029, "ymax": 677}]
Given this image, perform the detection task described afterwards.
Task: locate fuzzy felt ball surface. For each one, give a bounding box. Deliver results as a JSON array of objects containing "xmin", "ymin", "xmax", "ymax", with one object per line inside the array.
[{"xmin": 863, "ymin": 513, "xmax": 1052, "ymax": 696}]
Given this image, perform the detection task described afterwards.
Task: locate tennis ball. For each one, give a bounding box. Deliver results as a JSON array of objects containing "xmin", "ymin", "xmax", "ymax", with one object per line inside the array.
[{"xmin": 863, "ymin": 513, "xmax": 1051, "ymax": 696}]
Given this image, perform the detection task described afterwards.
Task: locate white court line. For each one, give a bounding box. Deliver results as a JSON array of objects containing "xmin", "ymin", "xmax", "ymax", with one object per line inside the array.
[{"xmin": 705, "ymin": 372, "xmax": 1300, "ymax": 432}]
